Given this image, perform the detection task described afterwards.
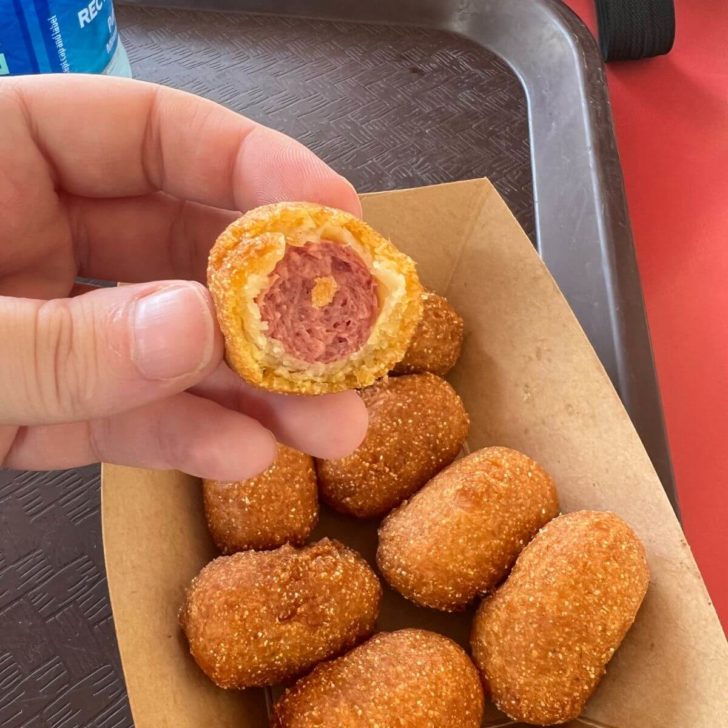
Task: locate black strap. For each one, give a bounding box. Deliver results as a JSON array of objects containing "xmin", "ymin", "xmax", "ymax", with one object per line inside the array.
[{"xmin": 595, "ymin": 0, "xmax": 676, "ymax": 61}]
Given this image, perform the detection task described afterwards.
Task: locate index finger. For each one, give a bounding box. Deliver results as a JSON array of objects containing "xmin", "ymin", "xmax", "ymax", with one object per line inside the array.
[{"xmin": 8, "ymin": 74, "xmax": 361, "ymax": 215}]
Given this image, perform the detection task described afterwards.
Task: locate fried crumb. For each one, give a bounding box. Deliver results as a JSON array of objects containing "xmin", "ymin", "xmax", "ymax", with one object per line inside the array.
[{"xmin": 311, "ymin": 275, "xmax": 338, "ymax": 308}]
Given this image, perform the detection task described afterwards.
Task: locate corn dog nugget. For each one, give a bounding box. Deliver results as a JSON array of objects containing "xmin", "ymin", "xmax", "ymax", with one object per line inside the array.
[
  {"xmin": 316, "ymin": 373, "xmax": 469, "ymax": 518},
  {"xmin": 207, "ymin": 202, "xmax": 423, "ymax": 394},
  {"xmin": 179, "ymin": 539, "xmax": 381, "ymax": 689},
  {"xmin": 203, "ymin": 444, "xmax": 318, "ymax": 553},
  {"xmin": 471, "ymin": 511, "xmax": 649, "ymax": 725},
  {"xmin": 377, "ymin": 447, "xmax": 559, "ymax": 611},
  {"xmin": 272, "ymin": 629, "xmax": 484, "ymax": 728},
  {"xmin": 392, "ymin": 291, "xmax": 464, "ymax": 376}
]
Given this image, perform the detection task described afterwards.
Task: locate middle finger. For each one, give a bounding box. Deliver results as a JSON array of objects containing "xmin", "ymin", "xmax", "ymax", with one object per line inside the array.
[{"xmin": 192, "ymin": 363, "xmax": 369, "ymax": 460}]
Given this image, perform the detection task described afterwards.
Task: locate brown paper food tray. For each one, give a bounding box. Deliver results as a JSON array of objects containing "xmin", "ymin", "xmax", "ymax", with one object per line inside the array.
[{"xmin": 102, "ymin": 179, "xmax": 728, "ymax": 727}]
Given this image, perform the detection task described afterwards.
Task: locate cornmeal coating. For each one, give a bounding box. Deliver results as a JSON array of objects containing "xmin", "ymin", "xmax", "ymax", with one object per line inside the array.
[
  {"xmin": 377, "ymin": 446, "xmax": 559, "ymax": 611},
  {"xmin": 272, "ymin": 629, "xmax": 484, "ymax": 728},
  {"xmin": 392, "ymin": 291, "xmax": 464, "ymax": 376},
  {"xmin": 203, "ymin": 444, "xmax": 318, "ymax": 553},
  {"xmin": 316, "ymin": 373, "xmax": 469, "ymax": 518},
  {"xmin": 179, "ymin": 539, "xmax": 381, "ymax": 688},
  {"xmin": 471, "ymin": 510, "xmax": 649, "ymax": 725}
]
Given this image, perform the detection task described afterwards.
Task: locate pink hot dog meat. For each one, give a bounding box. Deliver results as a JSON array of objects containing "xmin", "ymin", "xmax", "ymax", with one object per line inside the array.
[
  {"xmin": 257, "ymin": 241, "xmax": 379, "ymax": 364},
  {"xmin": 207, "ymin": 202, "xmax": 423, "ymax": 394}
]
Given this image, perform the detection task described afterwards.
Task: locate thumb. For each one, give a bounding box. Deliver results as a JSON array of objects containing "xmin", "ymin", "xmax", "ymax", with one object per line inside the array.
[{"xmin": 0, "ymin": 281, "xmax": 222, "ymax": 426}]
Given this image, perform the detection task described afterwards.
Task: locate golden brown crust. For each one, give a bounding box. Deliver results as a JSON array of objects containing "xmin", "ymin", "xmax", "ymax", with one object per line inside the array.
[
  {"xmin": 377, "ymin": 446, "xmax": 559, "ymax": 611},
  {"xmin": 178, "ymin": 539, "xmax": 382, "ymax": 689},
  {"xmin": 272, "ymin": 629, "xmax": 484, "ymax": 728},
  {"xmin": 207, "ymin": 202, "xmax": 423, "ymax": 394},
  {"xmin": 203, "ymin": 444, "xmax": 318, "ymax": 553},
  {"xmin": 392, "ymin": 291, "xmax": 464, "ymax": 376},
  {"xmin": 470, "ymin": 510, "xmax": 649, "ymax": 725},
  {"xmin": 316, "ymin": 373, "xmax": 470, "ymax": 518}
]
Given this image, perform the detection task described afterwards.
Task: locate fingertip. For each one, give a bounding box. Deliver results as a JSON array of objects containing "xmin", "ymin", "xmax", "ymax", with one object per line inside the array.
[
  {"xmin": 296, "ymin": 156, "xmax": 362, "ymax": 217},
  {"xmin": 240, "ymin": 432, "xmax": 278, "ymax": 480},
  {"xmin": 237, "ymin": 126, "xmax": 361, "ymax": 217},
  {"xmin": 190, "ymin": 280, "xmax": 225, "ymax": 373},
  {"xmin": 288, "ymin": 390, "xmax": 368, "ymax": 461},
  {"xmin": 317, "ymin": 390, "xmax": 369, "ymax": 459},
  {"xmin": 204, "ymin": 422, "xmax": 278, "ymax": 482},
  {"xmin": 191, "ymin": 366, "xmax": 369, "ymax": 461},
  {"xmin": 319, "ymin": 174, "xmax": 363, "ymax": 218},
  {"xmin": 168, "ymin": 279, "xmax": 225, "ymax": 376}
]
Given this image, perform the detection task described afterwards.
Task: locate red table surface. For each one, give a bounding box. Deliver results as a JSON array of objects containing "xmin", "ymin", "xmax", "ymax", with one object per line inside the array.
[{"xmin": 566, "ymin": 0, "xmax": 728, "ymax": 629}]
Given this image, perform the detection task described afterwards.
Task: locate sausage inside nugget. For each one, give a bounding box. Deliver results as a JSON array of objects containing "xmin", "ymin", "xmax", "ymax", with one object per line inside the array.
[
  {"xmin": 203, "ymin": 444, "xmax": 318, "ymax": 553},
  {"xmin": 179, "ymin": 539, "xmax": 381, "ymax": 688},
  {"xmin": 316, "ymin": 373, "xmax": 469, "ymax": 518},
  {"xmin": 207, "ymin": 202, "xmax": 423, "ymax": 394},
  {"xmin": 272, "ymin": 629, "xmax": 484, "ymax": 728},
  {"xmin": 471, "ymin": 510, "xmax": 649, "ymax": 725},
  {"xmin": 392, "ymin": 291, "xmax": 464, "ymax": 376},
  {"xmin": 377, "ymin": 446, "xmax": 559, "ymax": 611}
]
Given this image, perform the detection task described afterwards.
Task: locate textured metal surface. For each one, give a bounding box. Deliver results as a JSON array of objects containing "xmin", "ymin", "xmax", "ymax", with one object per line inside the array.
[
  {"xmin": 0, "ymin": 467, "xmax": 131, "ymax": 727},
  {"xmin": 119, "ymin": 7, "xmax": 535, "ymax": 236}
]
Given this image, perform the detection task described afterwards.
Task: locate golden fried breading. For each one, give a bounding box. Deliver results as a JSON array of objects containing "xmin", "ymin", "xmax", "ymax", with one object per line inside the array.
[
  {"xmin": 316, "ymin": 373, "xmax": 469, "ymax": 518},
  {"xmin": 179, "ymin": 539, "xmax": 381, "ymax": 688},
  {"xmin": 207, "ymin": 202, "xmax": 423, "ymax": 394},
  {"xmin": 203, "ymin": 444, "xmax": 318, "ymax": 553},
  {"xmin": 272, "ymin": 629, "xmax": 484, "ymax": 728},
  {"xmin": 392, "ymin": 291, "xmax": 464, "ymax": 376},
  {"xmin": 377, "ymin": 446, "xmax": 559, "ymax": 611},
  {"xmin": 471, "ymin": 510, "xmax": 649, "ymax": 725}
]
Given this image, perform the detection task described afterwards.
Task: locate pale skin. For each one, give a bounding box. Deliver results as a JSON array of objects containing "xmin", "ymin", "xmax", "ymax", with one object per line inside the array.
[{"xmin": 0, "ymin": 75, "xmax": 368, "ymax": 480}]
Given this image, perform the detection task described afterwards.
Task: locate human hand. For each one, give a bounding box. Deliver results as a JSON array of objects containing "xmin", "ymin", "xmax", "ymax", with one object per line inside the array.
[{"xmin": 0, "ymin": 75, "xmax": 368, "ymax": 480}]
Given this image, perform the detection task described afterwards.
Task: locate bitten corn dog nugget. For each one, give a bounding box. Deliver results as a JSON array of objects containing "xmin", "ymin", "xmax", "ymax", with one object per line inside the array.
[{"xmin": 207, "ymin": 203, "xmax": 423, "ymax": 394}]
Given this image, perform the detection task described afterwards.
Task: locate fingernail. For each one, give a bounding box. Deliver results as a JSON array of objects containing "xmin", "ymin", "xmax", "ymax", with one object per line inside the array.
[{"xmin": 132, "ymin": 283, "xmax": 215, "ymax": 380}]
